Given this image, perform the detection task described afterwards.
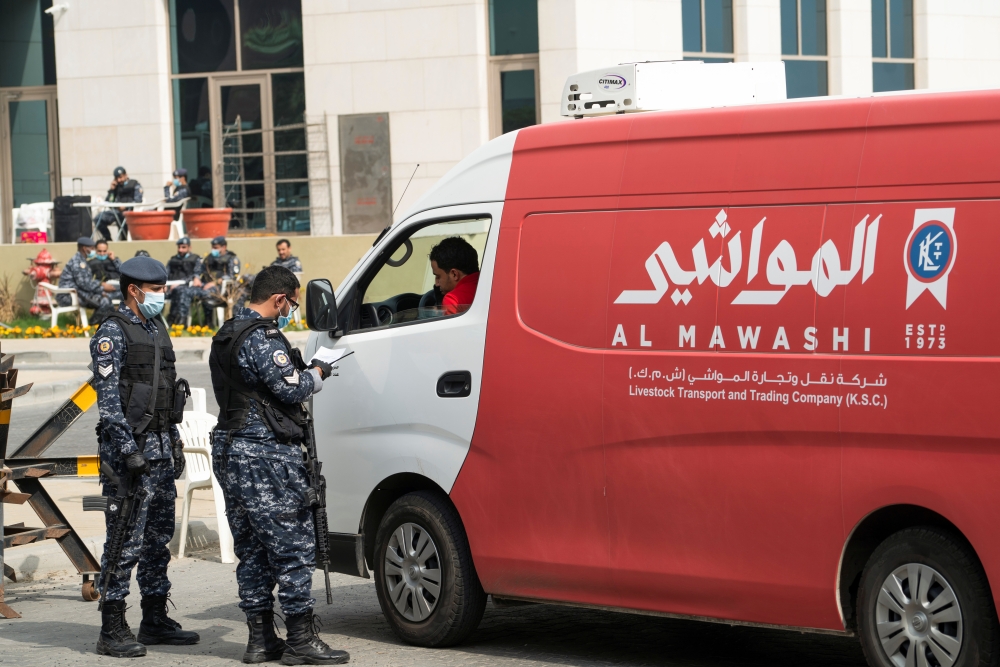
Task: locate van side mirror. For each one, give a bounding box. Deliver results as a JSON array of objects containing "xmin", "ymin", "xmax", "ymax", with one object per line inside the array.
[{"xmin": 306, "ymin": 279, "xmax": 338, "ymax": 332}]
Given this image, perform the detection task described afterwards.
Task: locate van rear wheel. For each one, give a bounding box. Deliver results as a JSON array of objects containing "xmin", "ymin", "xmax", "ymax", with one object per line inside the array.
[
  {"xmin": 857, "ymin": 527, "xmax": 999, "ymax": 667},
  {"xmin": 373, "ymin": 491, "xmax": 486, "ymax": 647}
]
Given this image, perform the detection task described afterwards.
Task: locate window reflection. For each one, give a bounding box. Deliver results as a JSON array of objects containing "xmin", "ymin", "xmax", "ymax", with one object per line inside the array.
[
  {"xmin": 240, "ymin": 0, "xmax": 303, "ymax": 70},
  {"xmin": 170, "ymin": 0, "xmax": 236, "ymax": 74}
]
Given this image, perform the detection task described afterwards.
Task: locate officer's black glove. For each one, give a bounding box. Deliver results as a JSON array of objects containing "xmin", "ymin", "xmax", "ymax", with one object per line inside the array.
[
  {"xmin": 309, "ymin": 359, "xmax": 335, "ymax": 379},
  {"xmin": 172, "ymin": 441, "xmax": 186, "ymax": 480},
  {"xmin": 125, "ymin": 452, "xmax": 150, "ymax": 480}
]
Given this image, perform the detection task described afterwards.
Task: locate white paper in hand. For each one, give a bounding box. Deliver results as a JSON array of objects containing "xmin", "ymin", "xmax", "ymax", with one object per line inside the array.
[{"xmin": 311, "ymin": 347, "xmax": 353, "ymax": 366}]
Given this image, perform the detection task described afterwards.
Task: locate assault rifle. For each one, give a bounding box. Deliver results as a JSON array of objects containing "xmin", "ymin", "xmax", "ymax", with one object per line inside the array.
[
  {"xmin": 302, "ymin": 414, "xmax": 333, "ymax": 604},
  {"xmin": 83, "ymin": 461, "xmax": 148, "ymax": 608}
]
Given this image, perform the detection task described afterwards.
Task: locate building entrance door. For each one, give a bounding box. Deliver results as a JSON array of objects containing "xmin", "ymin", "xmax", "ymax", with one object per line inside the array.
[
  {"xmin": 211, "ymin": 75, "xmax": 274, "ymax": 233},
  {"xmin": 0, "ymin": 87, "xmax": 59, "ymax": 241}
]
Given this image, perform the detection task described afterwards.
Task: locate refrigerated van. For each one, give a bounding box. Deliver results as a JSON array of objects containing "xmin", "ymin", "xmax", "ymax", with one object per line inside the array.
[{"xmin": 305, "ymin": 88, "xmax": 1000, "ymax": 666}]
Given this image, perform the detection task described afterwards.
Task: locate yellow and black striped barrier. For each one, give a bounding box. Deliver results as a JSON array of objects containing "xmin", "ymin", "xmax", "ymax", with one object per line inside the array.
[
  {"xmin": 8, "ymin": 455, "xmax": 99, "ymax": 477},
  {"xmin": 9, "ymin": 376, "xmax": 97, "ymax": 460}
]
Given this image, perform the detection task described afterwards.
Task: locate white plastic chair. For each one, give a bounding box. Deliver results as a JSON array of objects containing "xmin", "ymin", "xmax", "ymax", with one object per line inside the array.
[
  {"xmin": 188, "ymin": 387, "xmax": 207, "ymax": 413},
  {"xmin": 37, "ymin": 282, "xmax": 90, "ymax": 334},
  {"xmin": 292, "ymin": 272, "xmax": 304, "ymax": 327},
  {"xmin": 176, "ymin": 410, "xmax": 235, "ymax": 563}
]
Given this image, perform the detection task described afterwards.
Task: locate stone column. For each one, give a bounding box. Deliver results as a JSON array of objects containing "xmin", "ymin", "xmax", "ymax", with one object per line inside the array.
[
  {"xmin": 828, "ymin": 0, "xmax": 873, "ymax": 95},
  {"xmin": 734, "ymin": 0, "xmax": 782, "ymax": 62}
]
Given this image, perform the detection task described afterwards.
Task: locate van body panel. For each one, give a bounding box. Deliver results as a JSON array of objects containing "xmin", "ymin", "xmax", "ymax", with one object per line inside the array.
[{"xmin": 335, "ymin": 90, "xmax": 1000, "ymax": 629}]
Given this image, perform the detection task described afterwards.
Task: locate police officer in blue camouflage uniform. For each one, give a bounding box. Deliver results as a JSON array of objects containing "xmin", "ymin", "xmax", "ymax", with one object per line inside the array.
[
  {"xmin": 209, "ymin": 266, "xmax": 349, "ymax": 665},
  {"xmin": 58, "ymin": 236, "xmax": 117, "ymax": 310},
  {"xmin": 200, "ymin": 236, "xmax": 241, "ymax": 321},
  {"xmin": 271, "ymin": 239, "xmax": 303, "ymax": 273},
  {"xmin": 91, "ymin": 256, "xmax": 200, "ymax": 658},
  {"xmin": 166, "ymin": 237, "xmax": 205, "ymax": 325}
]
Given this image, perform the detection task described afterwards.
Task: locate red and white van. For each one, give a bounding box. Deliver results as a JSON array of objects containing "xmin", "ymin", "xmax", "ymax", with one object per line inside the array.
[{"xmin": 306, "ymin": 88, "xmax": 1000, "ymax": 667}]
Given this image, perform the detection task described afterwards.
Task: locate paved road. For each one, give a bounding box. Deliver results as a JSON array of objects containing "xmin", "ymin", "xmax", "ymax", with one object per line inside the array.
[
  {"xmin": 6, "ymin": 362, "xmax": 216, "ymax": 458},
  {"xmin": 1, "ymin": 556, "xmax": 867, "ymax": 667}
]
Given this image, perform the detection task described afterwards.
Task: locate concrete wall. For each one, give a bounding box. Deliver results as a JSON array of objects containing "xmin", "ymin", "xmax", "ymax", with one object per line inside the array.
[
  {"xmin": 301, "ymin": 0, "xmax": 491, "ymax": 233},
  {"xmin": 2, "ymin": 235, "xmax": 376, "ymax": 316},
  {"xmin": 50, "ymin": 0, "xmax": 174, "ymax": 204},
  {"xmin": 537, "ymin": 0, "xmax": 683, "ymax": 124},
  {"xmin": 828, "ymin": 0, "xmax": 873, "ymax": 95},
  {"xmin": 734, "ymin": 0, "xmax": 782, "ymax": 62},
  {"xmin": 917, "ymin": 0, "xmax": 1000, "ymax": 90}
]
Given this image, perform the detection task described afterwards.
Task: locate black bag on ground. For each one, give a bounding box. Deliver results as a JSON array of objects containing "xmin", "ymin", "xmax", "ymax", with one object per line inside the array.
[{"xmin": 53, "ymin": 195, "xmax": 93, "ymax": 242}]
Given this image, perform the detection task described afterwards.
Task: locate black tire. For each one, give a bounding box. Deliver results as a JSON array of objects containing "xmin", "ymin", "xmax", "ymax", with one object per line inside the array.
[
  {"xmin": 858, "ymin": 527, "xmax": 999, "ymax": 667},
  {"xmin": 373, "ymin": 491, "xmax": 486, "ymax": 647}
]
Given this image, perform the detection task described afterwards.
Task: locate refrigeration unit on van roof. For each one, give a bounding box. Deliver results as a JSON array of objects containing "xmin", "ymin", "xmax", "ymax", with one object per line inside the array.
[{"xmin": 561, "ymin": 60, "xmax": 787, "ymax": 118}]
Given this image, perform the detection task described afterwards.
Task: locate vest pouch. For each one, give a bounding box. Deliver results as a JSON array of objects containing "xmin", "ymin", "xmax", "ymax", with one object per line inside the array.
[
  {"xmin": 125, "ymin": 382, "xmax": 153, "ymax": 429},
  {"xmin": 260, "ymin": 401, "xmax": 304, "ymax": 444},
  {"xmin": 170, "ymin": 378, "xmax": 191, "ymax": 423}
]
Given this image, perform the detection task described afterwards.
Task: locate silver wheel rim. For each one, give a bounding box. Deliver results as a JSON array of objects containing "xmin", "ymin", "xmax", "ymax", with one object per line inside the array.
[
  {"xmin": 876, "ymin": 563, "xmax": 963, "ymax": 667},
  {"xmin": 384, "ymin": 522, "xmax": 442, "ymax": 622}
]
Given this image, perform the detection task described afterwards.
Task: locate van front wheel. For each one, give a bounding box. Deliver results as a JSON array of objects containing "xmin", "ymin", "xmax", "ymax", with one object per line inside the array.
[
  {"xmin": 857, "ymin": 527, "xmax": 998, "ymax": 667},
  {"xmin": 373, "ymin": 491, "xmax": 486, "ymax": 647}
]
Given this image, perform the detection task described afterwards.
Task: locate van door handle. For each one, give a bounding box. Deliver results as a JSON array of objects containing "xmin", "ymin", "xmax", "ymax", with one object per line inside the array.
[{"xmin": 436, "ymin": 371, "xmax": 472, "ymax": 398}]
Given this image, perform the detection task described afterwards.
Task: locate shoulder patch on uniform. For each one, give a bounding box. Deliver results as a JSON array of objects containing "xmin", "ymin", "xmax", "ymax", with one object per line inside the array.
[
  {"xmin": 265, "ymin": 328, "xmax": 281, "ymax": 338},
  {"xmin": 283, "ymin": 369, "xmax": 300, "ymax": 385},
  {"xmin": 97, "ymin": 337, "xmax": 113, "ymax": 354},
  {"xmin": 98, "ymin": 364, "xmax": 113, "ymax": 378},
  {"xmin": 272, "ymin": 349, "xmax": 290, "ymax": 367}
]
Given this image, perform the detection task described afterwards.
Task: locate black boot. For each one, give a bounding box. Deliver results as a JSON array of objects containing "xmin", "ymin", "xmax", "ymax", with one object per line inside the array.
[
  {"xmin": 244, "ymin": 610, "xmax": 287, "ymax": 664},
  {"xmin": 280, "ymin": 613, "xmax": 349, "ymax": 665},
  {"xmin": 96, "ymin": 599, "xmax": 147, "ymax": 658},
  {"xmin": 136, "ymin": 595, "xmax": 200, "ymax": 645}
]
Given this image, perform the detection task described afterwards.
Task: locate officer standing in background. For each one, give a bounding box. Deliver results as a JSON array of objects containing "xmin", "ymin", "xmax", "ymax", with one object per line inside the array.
[
  {"xmin": 58, "ymin": 236, "xmax": 117, "ymax": 314},
  {"xmin": 91, "ymin": 256, "xmax": 200, "ymax": 657},
  {"xmin": 271, "ymin": 239, "xmax": 303, "ymax": 273},
  {"xmin": 96, "ymin": 166, "xmax": 144, "ymax": 241},
  {"xmin": 166, "ymin": 237, "xmax": 205, "ymax": 326},
  {"xmin": 209, "ymin": 266, "xmax": 348, "ymax": 665}
]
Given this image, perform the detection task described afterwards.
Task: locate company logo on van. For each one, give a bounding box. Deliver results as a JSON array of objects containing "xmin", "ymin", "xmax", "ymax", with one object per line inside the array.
[
  {"xmin": 599, "ymin": 74, "xmax": 627, "ymax": 90},
  {"xmin": 905, "ymin": 208, "xmax": 956, "ymax": 309}
]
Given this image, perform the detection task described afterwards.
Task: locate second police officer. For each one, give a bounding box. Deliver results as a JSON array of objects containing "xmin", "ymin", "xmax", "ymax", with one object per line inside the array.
[
  {"xmin": 165, "ymin": 237, "xmax": 204, "ymax": 326},
  {"xmin": 91, "ymin": 256, "xmax": 199, "ymax": 657},
  {"xmin": 209, "ymin": 265, "xmax": 349, "ymax": 665}
]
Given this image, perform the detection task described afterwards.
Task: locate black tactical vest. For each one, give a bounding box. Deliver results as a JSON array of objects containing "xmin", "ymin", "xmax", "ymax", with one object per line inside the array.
[
  {"xmin": 209, "ymin": 317, "xmax": 308, "ymax": 437},
  {"xmin": 204, "ymin": 252, "xmax": 235, "ymax": 279},
  {"xmin": 167, "ymin": 253, "xmax": 198, "ymax": 281},
  {"xmin": 105, "ymin": 313, "xmax": 178, "ymax": 433}
]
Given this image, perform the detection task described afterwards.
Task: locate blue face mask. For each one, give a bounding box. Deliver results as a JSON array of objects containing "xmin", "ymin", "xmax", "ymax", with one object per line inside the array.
[
  {"xmin": 211, "ymin": 249, "xmax": 221, "ymax": 257},
  {"xmin": 87, "ymin": 251, "xmax": 97, "ymax": 259},
  {"xmin": 173, "ymin": 179, "xmax": 181, "ymax": 187},
  {"xmin": 138, "ymin": 291, "xmax": 165, "ymax": 318},
  {"xmin": 96, "ymin": 253, "xmax": 108, "ymax": 260}
]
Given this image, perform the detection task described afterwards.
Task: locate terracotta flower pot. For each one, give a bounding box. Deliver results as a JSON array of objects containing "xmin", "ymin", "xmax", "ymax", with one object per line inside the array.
[
  {"xmin": 183, "ymin": 208, "xmax": 232, "ymax": 239},
  {"xmin": 124, "ymin": 210, "xmax": 174, "ymax": 241}
]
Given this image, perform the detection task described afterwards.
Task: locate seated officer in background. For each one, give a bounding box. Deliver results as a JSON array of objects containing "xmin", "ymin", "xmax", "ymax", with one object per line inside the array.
[
  {"xmin": 91, "ymin": 256, "xmax": 198, "ymax": 657},
  {"xmin": 209, "ymin": 266, "xmax": 348, "ymax": 665},
  {"xmin": 58, "ymin": 236, "xmax": 118, "ymax": 315},
  {"xmin": 166, "ymin": 237, "xmax": 205, "ymax": 326},
  {"xmin": 88, "ymin": 240, "xmax": 122, "ymax": 282},
  {"xmin": 164, "ymin": 169, "xmax": 191, "ymax": 220},
  {"xmin": 96, "ymin": 166, "xmax": 143, "ymax": 241},
  {"xmin": 271, "ymin": 238, "xmax": 303, "ymax": 272},
  {"xmin": 429, "ymin": 237, "xmax": 480, "ymax": 315},
  {"xmin": 200, "ymin": 236, "xmax": 240, "ymax": 321}
]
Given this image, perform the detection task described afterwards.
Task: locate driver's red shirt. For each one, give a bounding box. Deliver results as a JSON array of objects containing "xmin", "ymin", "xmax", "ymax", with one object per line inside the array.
[{"xmin": 443, "ymin": 272, "xmax": 480, "ymax": 315}]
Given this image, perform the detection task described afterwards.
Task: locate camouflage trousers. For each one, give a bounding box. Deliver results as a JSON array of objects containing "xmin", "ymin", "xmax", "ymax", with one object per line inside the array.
[
  {"xmin": 57, "ymin": 289, "xmax": 111, "ymax": 309},
  {"xmin": 99, "ymin": 458, "xmax": 176, "ymax": 601},
  {"xmin": 213, "ymin": 454, "xmax": 316, "ymax": 617},
  {"xmin": 167, "ymin": 285, "xmax": 211, "ymax": 323}
]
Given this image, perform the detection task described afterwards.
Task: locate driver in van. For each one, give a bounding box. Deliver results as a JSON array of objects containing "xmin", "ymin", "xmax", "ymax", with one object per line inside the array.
[{"xmin": 429, "ymin": 237, "xmax": 480, "ymax": 315}]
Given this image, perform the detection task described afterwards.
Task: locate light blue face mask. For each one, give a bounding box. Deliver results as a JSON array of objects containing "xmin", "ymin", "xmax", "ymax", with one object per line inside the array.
[
  {"xmin": 87, "ymin": 251, "xmax": 97, "ymax": 259},
  {"xmin": 138, "ymin": 291, "xmax": 165, "ymax": 318},
  {"xmin": 276, "ymin": 297, "xmax": 293, "ymax": 329},
  {"xmin": 211, "ymin": 249, "xmax": 221, "ymax": 257},
  {"xmin": 173, "ymin": 179, "xmax": 181, "ymax": 187}
]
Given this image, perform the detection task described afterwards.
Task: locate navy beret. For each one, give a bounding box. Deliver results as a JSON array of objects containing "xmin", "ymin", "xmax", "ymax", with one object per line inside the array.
[
  {"xmin": 176, "ymin": 236, "xmax": 191, "ymax": 245},
  {"xmin": 173, "ymin": 168, "xmax": 188, "ymax": 178},
  {"xmin": 211, "ymin": 236, "xmax": 227, "ymax": 246},
  {"xmin": 77, "ymin": 236, "xmax": 95, "ymax": 246},
  {"xmin": 120, "ymin": 256, "xmax": 168, "ymax": 284}
]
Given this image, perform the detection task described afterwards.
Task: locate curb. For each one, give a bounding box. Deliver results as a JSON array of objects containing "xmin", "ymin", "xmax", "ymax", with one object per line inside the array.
[
  {"xmin": 12, "ymin": 348, "xmax": 209, "ymax": 365},
  {"xmin": 3, "ymin": 519, "xmax": 223, "ymax": 586},
  {"xmin": 12, "ymin": 375, "xmax": 92, "ymax": 406}
]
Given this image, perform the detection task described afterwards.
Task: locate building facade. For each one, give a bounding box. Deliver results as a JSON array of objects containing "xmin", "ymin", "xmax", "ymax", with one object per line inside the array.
[{"xmin": 1, "ymin": 0, "xmax": 999, "ymax": 240}]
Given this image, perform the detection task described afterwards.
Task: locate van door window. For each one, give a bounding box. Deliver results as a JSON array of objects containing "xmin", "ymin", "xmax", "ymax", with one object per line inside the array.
[{"xmin": 353, "ymin": 218, "xmax": 491, "ymax": 331}]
